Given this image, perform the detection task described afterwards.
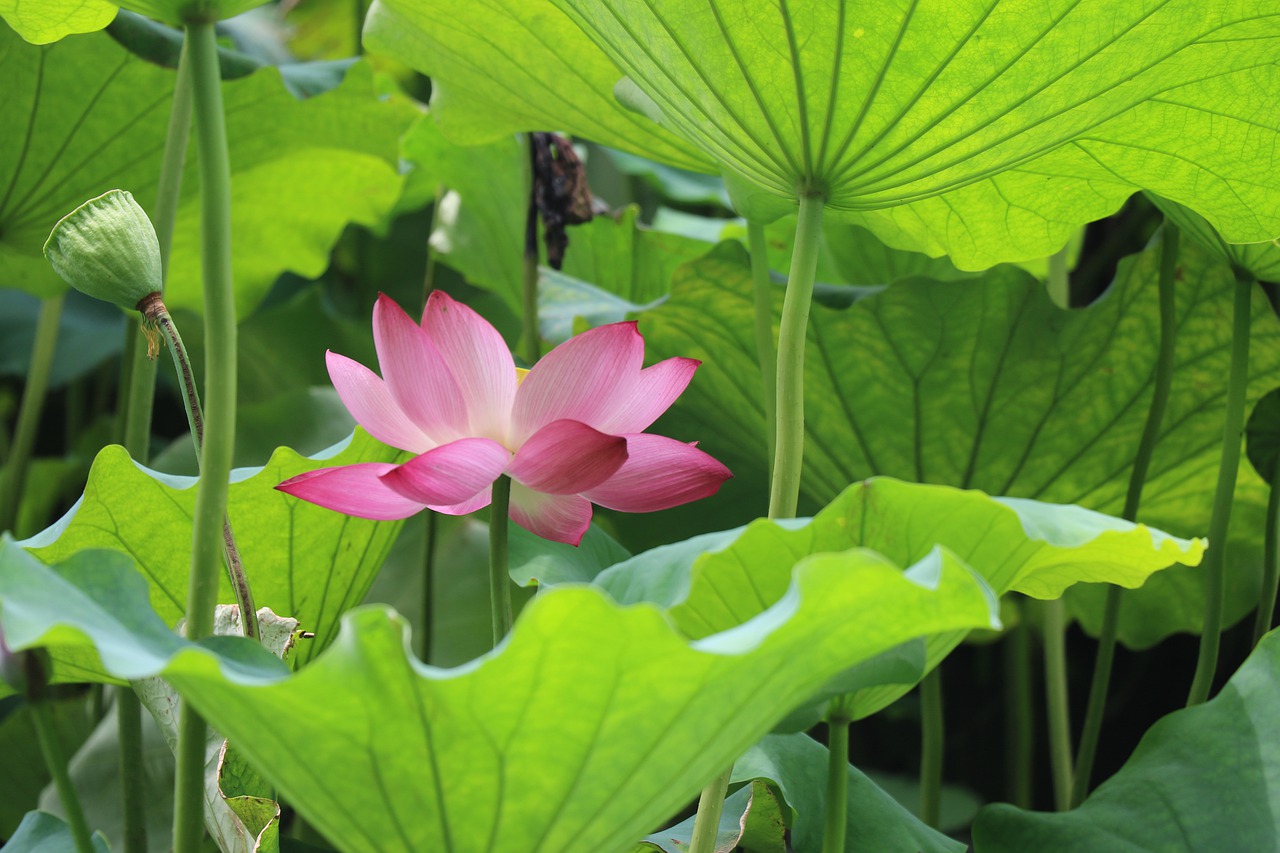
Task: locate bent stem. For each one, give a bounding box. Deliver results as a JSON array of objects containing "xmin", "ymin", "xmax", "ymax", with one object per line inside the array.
[
  {"xmin": 32, "ymin": 700, "xmax": 94, "ymax": 853},
  {"xmin": 919, "ymin": 669, "xmax": 944, "ymax": 827},
  {"xmin": 173, "ymin": 20, "xmax": 239, "ymax": 853},
  {"xmin": 1071, "ymin": 223, "xmax": 1180, "ymax": 806},
  {"xmin": 489, "ymin": 475, "xmax": 514, "ymax": 647},
  {"xmin": 822, "ymin": 713, "xmax": 851, "ymax": 853},
  {"xmin": 1253, "ymin": 483, "xmax": 1280, "ymax": 645},
  {"xmin": 1187, "ymin": 270, "xmax": 1254, "ymax": 707},
  {"xmin": 768, "ymin": 192, "xmax": 825, "ymax": 520},
  {"xmin": 0, "ymin": 293, "xmax": 65, "ymax": 535},
  {"xmin": 747, "ymin": 220, "xmax": 778, "ymax": 478},
  {"xmin": 1041, "ymin": 598, "xmax": 1073, "ymax": 810}
]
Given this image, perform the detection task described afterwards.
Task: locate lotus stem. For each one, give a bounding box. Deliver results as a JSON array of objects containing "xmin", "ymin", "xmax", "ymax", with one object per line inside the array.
[
  {"xmin": 1252, "ymin": 483, "xmax": 1280, "ymax": 645},
  {"xmin": 822, "ymin": 714, "xmax": 851, "ymax": 853},
  {"xmin": 919, "ymin": 669, "xmax": 944, "ymax": 826},
  {"xmin": 0, "ymin": 293, "xmax": 64, "ymax": 535},
  {"xmin": 1072, "ymin": 223, "xmax": 1180, "ymax": 806},
  {"xmin": 1041, "ymin": 598, "xmax": 1073, "ymax": 810},
  {"xmin": 1005, "ymin": 614, "xmax": 1034, "ymax": 808},
  {"xmin": 1187, "ymin": 270, "xmax": 1254, "ymax": 707},
  {"xmin": 747, "ymin": 220, "xmax": 778, "ymax": 478},
  {"xmin": 489, "ymin": 475, "xmax": 514, "ymax": 646},
  {"xmin": 32, "ymin": 700, "xmax": 94, "ymax": 853},
  {"xmin": 688, "ymin": 766, "xmax": 733, "ymax": 853},
  {"xmin": 173, "ymin": 20, "xmax": 238, "ymax": 853}
]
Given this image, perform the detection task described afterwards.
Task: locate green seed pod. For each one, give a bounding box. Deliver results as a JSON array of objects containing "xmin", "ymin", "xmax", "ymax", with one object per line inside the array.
[{"xmin": 43, "ymin": 189, "xmax": 162, "ymax": 311}]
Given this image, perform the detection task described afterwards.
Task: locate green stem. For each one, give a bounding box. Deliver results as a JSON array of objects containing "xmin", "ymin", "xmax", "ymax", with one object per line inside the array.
[
  {"xmin": 1041, "ymin": 598, "xmax": 1073, "ymax": 811},
  {"xmin": 1187, "ymin": 271, "xmax": 1254, "ymax": 707},
  {"xmin": 919, "ymin": 669, "xmax": 944, "ymax": 827},
  {"xmin": 747, "ymin": 220, "xmax": 778, "ymax": 480},
  {"xmin": 1071, "ymin": 223, "xmax": 1180, "ymax": 806},
  {"xmin": 1005, "ymin": 615, "xmax": 1034, "ymax": 808},
  {"xmin": 173, "ymin": 21, "xmax": 238, "ymax": 853},
  {"xmin": 688, "ymin": 766, "xmax": 733, "ymax": 853},
  {"xmin": 1252, "ymin": 483, "xmax": 1280, "ymax": 645},
  {"xmin": 32, "ymin": 701, "xmax": 94, "ymax": 853},
  {"xmin": 1047, "ymin": 245, "xmax": 1071, "ymax": 309},
  {"xmin": 489, "ymin": 476, "xmax": 513, "ymax": 647},
  {"xmin": 768, "ymin": 193, "xmax": 824, "ymax": 520},
  {"xmin": 420, "ymin": 510, "xmax": 437, "ymax": 662},
  {"xmin": 115, "ymin": 689, "xmax": 148, "ymax": 853},
  {"xmin": 0, "ymin": 293, "xmax": 65, "ymax": 535},
  {"xmin": 822, "ymin": 714, "xmax": 850, "ymax": 853},
  {"xmin": 522, "ymin": 136, "xmax": 541, "ymax": 366}
]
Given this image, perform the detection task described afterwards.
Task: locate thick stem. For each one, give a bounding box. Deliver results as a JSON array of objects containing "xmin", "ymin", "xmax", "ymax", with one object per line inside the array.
[
  {"xmin": 1072, "ymin": 223, "xmax": 1180, "ymax": 806},
  {"xmin": 688, "ymin": 766, "xmax": 733, "ymax": 853},
  {"xmin": 1041, "ymin": 598, "xmax": 1073, "ymax": 811},
  {"xmin": 173, "ymin": 21, "xmax": 237, "ymax": 853},
  {"xmin": 1005, "ymin": 616, "xmax": 1034, "ymax": 808},
  {"xmin": 768, "ymin": 193, "xmax": 824, "ymax": 520},
  {"xmin": 489, "ymin": 476, "xmax": 513, "ymax": 647},
  {"xmin": 1187, "ymin": 271, "xmax": 1254, "ymax": 707},
  {"xmin": 32, "ymin": 701, "xmax": 94, "ymax": 853},
  {"xmin": 0, "ymin": 293, "xmax": 65, "ymax": 535},
  {"xmin": 919, "ymin": 669, "xmax": 944, "ymax": 827},
  {"xmin": 1252, "ymin": 483, "xmax": 1280, "ymax": 645},
  {"xmin": 115, "ymin": 689, "xmax": 148, "ymax": 853},
  {"xmin": 747, "ymin": 220, "xmax": 778, "ymax": 479},
  {"xmin": 822, "ymin": 715, "xmax": 850, "ymax": 853},
  {"xmin": 420, "ymin": 510, "xmax": 437, "ymax": 662},
  {"xmin": 522, "ymin": 136, "xmax": 541, "ymax": 365}
]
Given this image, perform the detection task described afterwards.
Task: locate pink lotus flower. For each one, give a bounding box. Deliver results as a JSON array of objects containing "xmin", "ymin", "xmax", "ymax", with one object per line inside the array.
[{"xmin": 276, "ymin": 292, "xmax": 731, "ymax": 545}]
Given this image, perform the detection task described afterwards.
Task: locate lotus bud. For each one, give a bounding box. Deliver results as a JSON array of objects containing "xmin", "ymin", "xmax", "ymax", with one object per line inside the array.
[{"xmin": 43, "ymin": 189, "xmax": 162, "ymax": 312}]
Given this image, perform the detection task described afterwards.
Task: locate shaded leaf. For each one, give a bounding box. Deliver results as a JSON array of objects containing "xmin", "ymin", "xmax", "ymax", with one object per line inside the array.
[
  {"xmin": 639, "ymin": 238, "xmax": 1280, "ymax": 647},
  {"xmin": 635, "ymin": 780, "xmax": 785, "ymax": 853},
  {"xmin": 0, "ymin": 696, "xmax": 94, "ymax": 837},
  {"xmin": 22, "ymin": 430, "xmax": 405, "ymax": 669},
  {"xmin": 972, "ymin": 628, "xmax": 1280, "ymax": 851},
  {"xmin": 1149, "ymin": 194, "xmax": 1280, "ymax": 284},
  {"xmin": 1247, "ymin": 389, "xmax": 1280, "ymax": 485},
  {"xmin": 2, "ymin": 810, "xmax": 110, "ymax": 853},
  {"xmin": 0, "ymin": 537, "xmax": 998, "ymax": 852}
]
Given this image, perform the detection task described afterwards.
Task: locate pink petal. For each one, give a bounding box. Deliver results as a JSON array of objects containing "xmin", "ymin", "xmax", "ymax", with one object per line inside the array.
[
  {"xmin": 429, "ymin": 485, "xmax": 493, "ymax": 516},
  {"xmin": 276, "ymin": 464, "xmax": 426, "ymax": 520},
  {"xmin": 420, "ymin": 291, "xmax": 516, "ymax": 442},
  {"xmin": 373, "ymin": 294, "xmax": 468, "ymax": 444},
  {"xmin": 582, "ymin": 434, "xmax": 732, "ymax": 513},
  {"xmin": 591, "ymin": 357, "xmax": 699, "ymax": 435},
  {"xmin": 507, "ymin": 419, "xmax": 628, "ymax": 495},
  {"xmin": 379, "ymin": 438, "xmax": 510, "ymax": 506},
  {"xmin": 510, "ymin": 322, "xmax": 644, "ymax": 444},
  {"xmin": 326, "ymin": 351, "xmax": 434, "ymax": 453},
  {"xmin": 508, "ymin": 484, "xmax": 593, "ymax": 545}
]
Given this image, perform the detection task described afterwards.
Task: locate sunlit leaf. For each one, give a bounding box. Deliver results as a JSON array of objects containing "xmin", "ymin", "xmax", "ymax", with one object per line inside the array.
[
  {"xmin": 0, "ymin": 537, "xmax": 998, "ymax": 852},
  {"xmin": 638, "ymin": 238, "xmax": 1280, "ymax": 647},
  {"xmin": 1149, "ymin": 194, "xmax": 1280, "ymax": 284},
  {"xmin": 973, "ymin": 628, "xmax": 1280, "ymax": 851},
  {"xmin": 22, "ymin": 430, "xmax": 405, "ymax": 669},
  {"xmin": 0, "ymin": 0, "xmax": 116, "ymax": 44},
  {"xmin": 0, "ymin": 26, "xmax": 414, "ymax": 317}
]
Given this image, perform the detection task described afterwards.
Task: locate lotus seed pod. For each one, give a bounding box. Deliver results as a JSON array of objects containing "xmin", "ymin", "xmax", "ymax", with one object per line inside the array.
[{"xmin": 44, "ymin": 189, "xmax": 162, "ymax": 311}]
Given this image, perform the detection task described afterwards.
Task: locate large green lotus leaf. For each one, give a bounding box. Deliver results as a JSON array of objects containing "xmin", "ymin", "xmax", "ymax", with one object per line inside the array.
[
  {"xmin": 0, "ymin": 0, "xmax": 116, "ymax": 44},
  {"xmin": 635, "ymin": 780, "xmax": 786, "ymax": 853},
  {"xmin": 972, "ymin": 627, "xmax": 1280, "ymax": 851},
  {"xmin": 451, "ymin": 0, "xmax": 1280, "ymax": 268},
  {"xmin": 363, "ymin": 0, "xmax": 712, "ymax": 172},
  {"xmin": 1148, "ymin": 194, "xmax": 1280, "ymax": 284},
  {"xmin": 601, "ymin": 477, "xmax": 1199, "ymax": 719},
  {"xmin": 21, "ymin": 430, "xmax": 405, "ymax": 669},
  {"xmin": 3, "ymin": 811, "xmax": 110, "ymax": 853},
  {"xmin": 639, "ymin": 238, "xmax": 1280, "ymax": 646},
  {"xmin": 0, "ymin": 26, "xmax": 413, "ymax": 317},
  {"xmin": 409, "ymin": 121, "xmax": 707, "ymax": 316},
  {"xmin": 0, "ymin": 536, "xmax": 998, "ymax": 852}
]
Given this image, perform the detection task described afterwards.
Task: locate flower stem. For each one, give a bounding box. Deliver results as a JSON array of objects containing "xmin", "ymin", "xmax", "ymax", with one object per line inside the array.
[
  {"xmin": 1071, "ymin": 223, "xmax": 1180, "ymax": 806},
  {"xmin": 688, "ymin": 766, "xmax": 733, "ymax": 853},
  {"xmin": 1252, "ymin": 483, "xmax": 1280, "ymax": 646},
  {"xmin": 31, "ymin": 700, "xmax": 94, "ymax": 853},
  {"xmin": 821, "ymin": 714, "xmax": 850, "ymax": 853},
  {"xmin": 1187, "ymin": 270, "xmax": 1254, "ymax": 706},
  {"xmin": 748, "ymin": 220, "xmax": 778, "ymax": 480},
  {"xmin": 1047, "ymin": 245, "xmax": 1070, "ymax": 309},
  {"xmin": 522, "ymin": 136, "xmax": 541, "ymax": 366},
  {"xmin": 0, "ymin": 293, "xmax": 65, "ymax": 535},
  {"xmin": 768, "ymin": 192, "xmax": 824, "ymax": 521},
  {"xmin": 173, "ymin": 20, "xmax": 238, "ymax": 853},
  {"xmin": 919, "ymin": 668, "xmax": 944, "ymax": 827},
  {"xmin": 489, "ymin": 475, "xmax": 513, "ymax": 647},
  {"xmin": 420, "ymin": 510, "xmax": 437, "ymax": 661},
  {"xmin": 1041, "ymin": 598, "xmax": 1073, "ymax": 810},
  {"xmin": 1005, "ymin": 615, "xmax": 1034, "ymax": 808}
]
